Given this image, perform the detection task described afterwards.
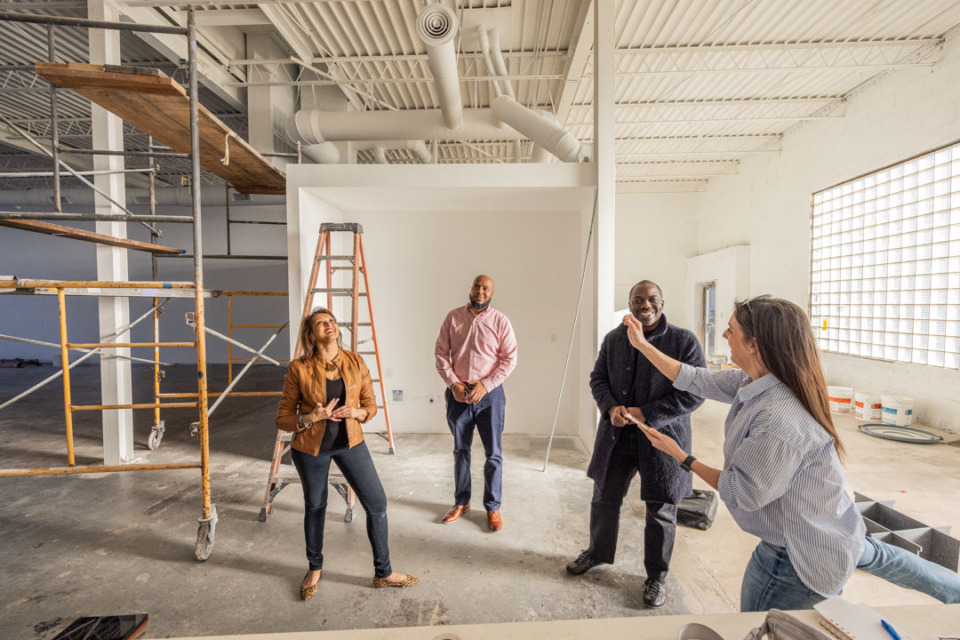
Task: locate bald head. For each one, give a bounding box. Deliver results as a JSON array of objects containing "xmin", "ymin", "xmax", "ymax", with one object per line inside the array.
[{"xmin": 469, "ymin": 275, "xmax": 494, "ymax": 312}]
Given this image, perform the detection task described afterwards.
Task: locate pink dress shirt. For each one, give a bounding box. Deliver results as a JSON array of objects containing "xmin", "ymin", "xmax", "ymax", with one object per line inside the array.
[{"xmin": 435, "ymin": 305, "xmax": 518, "ymax": 392}]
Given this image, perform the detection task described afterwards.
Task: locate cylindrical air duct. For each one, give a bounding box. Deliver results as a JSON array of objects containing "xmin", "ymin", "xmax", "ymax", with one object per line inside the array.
[
  {"xmin": 302, "ymin": 142, "xmax": 341, "ymax": 164},
  {"xmin": 416, "ymin": 4, "xmax": 463, "ymax": 130},
  {"xmin": 286, "ymin": 108, "xmax": 514, "ymax": 144},
  {"xmin": 492, "ymin": 95, "xmax": 583, "ymax": 163}
]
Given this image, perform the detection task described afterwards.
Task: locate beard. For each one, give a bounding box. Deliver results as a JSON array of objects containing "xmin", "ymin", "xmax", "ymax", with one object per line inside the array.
[{"xmin": 469, "ymin": 296, "xmax": 490, "ymax": 311}]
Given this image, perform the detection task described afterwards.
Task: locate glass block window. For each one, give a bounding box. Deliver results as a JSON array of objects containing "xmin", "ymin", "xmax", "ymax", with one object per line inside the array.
[{"xmin": 810, "ymin": 142, "xmax": 960, "ymax": 369}]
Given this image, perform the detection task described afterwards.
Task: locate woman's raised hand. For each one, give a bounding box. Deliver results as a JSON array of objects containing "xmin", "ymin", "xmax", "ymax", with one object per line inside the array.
[{"xmin": 623, "ymin": 314, "xmax": 649, "ymax": 351}]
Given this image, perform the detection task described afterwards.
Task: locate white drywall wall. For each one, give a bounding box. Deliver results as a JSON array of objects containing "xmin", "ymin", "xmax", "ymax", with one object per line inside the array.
[
  {"xmin": 615, "ymin": 192, "xmax": 701, "ymax": 332},
  {"xmin": 696, "ymin": 37, "xmax": 960, "ymax": 431},
  {"xmin": 286, "ymin": 163, "xmax": 595, "ymax": 439}
]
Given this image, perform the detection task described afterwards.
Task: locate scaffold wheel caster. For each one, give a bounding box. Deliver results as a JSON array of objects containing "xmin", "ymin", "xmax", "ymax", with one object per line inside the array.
[
  {"xmin": 344, "ymin": 507, "xmax": 354, "ymax": 523},
  {"xmin": 148, "ymin": 421, "xmax": 165, "ymax": 450},
  {"xmin": 195, "ymin": 504, "xmax": 218, "ymax": 562}
]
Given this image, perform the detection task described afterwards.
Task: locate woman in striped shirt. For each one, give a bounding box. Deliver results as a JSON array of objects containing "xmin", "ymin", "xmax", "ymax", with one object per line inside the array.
[{"xmin": 623, "ymin": 295, "xmax": 960, "ymax": 612}]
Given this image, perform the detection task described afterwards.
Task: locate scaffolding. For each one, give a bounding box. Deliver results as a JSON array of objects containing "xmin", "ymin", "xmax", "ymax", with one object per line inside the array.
[{"xmin": 0, "ymin": 8, "xmax": 270, "ymax": 560}]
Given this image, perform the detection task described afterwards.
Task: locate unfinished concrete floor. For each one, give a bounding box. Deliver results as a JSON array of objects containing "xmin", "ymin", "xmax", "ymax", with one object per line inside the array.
[{"xmin": 1, "ymin": 363, "xmax": 959, "ymax": 639}]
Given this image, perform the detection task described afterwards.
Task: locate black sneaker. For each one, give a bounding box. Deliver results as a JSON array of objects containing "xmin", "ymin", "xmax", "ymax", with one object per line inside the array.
[
  {"xmin": 643, "ymin": 578, "xmax": 667, "ymax": 608},
  {"xmin": 566, "ymin": 550, "xmax": 601, "ymax": 575}
]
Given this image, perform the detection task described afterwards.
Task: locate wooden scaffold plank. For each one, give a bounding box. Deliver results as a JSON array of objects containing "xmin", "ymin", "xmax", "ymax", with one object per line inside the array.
[
  {"xmin": 34, "ymin": 62, "xmax": 287, "ymax": 195},
  {"xmin": 0, "ymin": 219, "xmax": 185, "ymax": 254}
]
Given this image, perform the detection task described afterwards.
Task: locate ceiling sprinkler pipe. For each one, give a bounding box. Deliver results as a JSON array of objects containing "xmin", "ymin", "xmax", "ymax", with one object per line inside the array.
[
  {"xmin": 416, "ymin": 4, "xmax": 463, "ymax": 130},
  {"xmin": 492, "ymin": 95, "xmax": 582, "ymax": 163}
]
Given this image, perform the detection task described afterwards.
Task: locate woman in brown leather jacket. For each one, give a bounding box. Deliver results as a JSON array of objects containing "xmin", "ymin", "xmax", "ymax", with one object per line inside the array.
[{"xmin": 276, "ymin": 307, "xmax": 418, "ymax": 600}]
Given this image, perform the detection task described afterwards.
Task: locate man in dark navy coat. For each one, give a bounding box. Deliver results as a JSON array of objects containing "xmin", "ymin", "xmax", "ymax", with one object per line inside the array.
[{"xmin": 566, "ymin": 280, "xmax": 706, "ymax": 608}]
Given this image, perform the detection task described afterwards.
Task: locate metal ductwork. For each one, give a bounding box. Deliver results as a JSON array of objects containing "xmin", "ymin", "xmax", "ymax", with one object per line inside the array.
[
  {"xmin": 491, "ymin": 95, "xmax": 584, "ymax": 163},
  {"xmin": 416, "ymin": 4, "xmax": 463, "ymax": 130},
  {"xmin": 287, "ymin": 108, "xmax": 515, "ymax": 145},
  {"xmin": 303, "ymin": 142, "xmax": 341, "ymax": 164}
]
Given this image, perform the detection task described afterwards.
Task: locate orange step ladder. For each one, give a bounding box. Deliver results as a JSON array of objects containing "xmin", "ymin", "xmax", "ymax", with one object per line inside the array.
[{"xmin": 259, "ymin": 223, "xmax": 394, "ymax": 522}]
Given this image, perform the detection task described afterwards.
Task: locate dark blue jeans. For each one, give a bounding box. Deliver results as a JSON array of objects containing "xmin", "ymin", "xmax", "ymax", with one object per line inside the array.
[
  {"xmin": 290, "ymin": 441, "xmax": 392, "ymax": 578},
  {"xmin": 445, "ymin": 385, "xmax": 505, "ymax": 511}
]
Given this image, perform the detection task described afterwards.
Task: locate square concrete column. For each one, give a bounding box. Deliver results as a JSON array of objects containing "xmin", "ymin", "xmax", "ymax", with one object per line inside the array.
[{"xmin": 89, "ymin": 0, "xmax": 134, "ymax": 465}]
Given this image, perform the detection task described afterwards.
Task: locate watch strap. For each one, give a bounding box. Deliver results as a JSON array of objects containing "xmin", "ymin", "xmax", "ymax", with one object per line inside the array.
[{"xmin": 680, "ymin": 454, "xmax": 697, "ymax": 472}]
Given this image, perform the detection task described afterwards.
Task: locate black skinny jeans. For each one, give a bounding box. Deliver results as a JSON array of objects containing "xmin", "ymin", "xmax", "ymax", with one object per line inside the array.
[{"xmin": 291, "ymin": 441, "xmax": 392, "ymax": 578}]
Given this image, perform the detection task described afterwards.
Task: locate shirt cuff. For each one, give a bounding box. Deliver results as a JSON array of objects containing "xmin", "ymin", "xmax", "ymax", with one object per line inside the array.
[{"xmin": 673, "ymin": 363, "xmax": 695, "ymax": 391}]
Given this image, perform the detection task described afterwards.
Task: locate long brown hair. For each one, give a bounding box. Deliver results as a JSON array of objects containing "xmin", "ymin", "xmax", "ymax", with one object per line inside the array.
[
  {"xmin": 297, "ymin": 307, "xmax": 343, "ymax": 363},
  {"xmin": 733, "ymin": 296, "xmax": 845, "ymax": 459}
]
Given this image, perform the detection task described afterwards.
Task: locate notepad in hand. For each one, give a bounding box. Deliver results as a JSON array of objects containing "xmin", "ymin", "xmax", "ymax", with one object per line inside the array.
[
  {"xmin": 624, "ymin": 413, "xmax": 651, "ymax": 431},
  {"xmin": 814, "ymin": 596, "xmax": 888, "ymax": 640}
]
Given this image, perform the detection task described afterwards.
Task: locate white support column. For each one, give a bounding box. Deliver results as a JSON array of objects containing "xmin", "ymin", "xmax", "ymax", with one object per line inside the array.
[
  {"xmin": 89, "ymin": 0, "xmax": 134, "ymax": 465},
  {"xmin": 247, "ymin": 33, "xmax": 297, "ymax": 170},
  {"xmin": 579, "ymin": 0, "xmax": 617, "ymax": 445},
  {"xmin": 593, "ymin": 0, "xmax": 616, "ymax": 348}
]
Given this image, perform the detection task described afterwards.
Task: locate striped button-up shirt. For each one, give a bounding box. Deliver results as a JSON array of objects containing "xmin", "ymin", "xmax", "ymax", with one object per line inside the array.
[
  {"xmin": 435, "ymin": 305, "xmax": 517, "ymax": 392},
  {"xmin": 674, "ymin": 364, "xmax": 865, "ymax": 596}
]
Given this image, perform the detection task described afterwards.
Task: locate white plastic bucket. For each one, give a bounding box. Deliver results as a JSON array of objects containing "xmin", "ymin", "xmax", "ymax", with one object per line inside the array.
[
  {"xmin": 827, "ymin": 386, "xmax": 854, "ymax": 413},
  {"xmin": 881, "ymin": 395, "xmax": 914, "ymax": 426},
  {"xmin": 854, "ymin": 391, "xmax": 882, "ymax": 421}
]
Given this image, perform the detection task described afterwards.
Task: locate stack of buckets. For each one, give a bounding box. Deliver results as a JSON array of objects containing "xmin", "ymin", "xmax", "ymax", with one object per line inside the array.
[{"xmin": 827, "ymin": 385, "xmax": 913, "ymax": 426}]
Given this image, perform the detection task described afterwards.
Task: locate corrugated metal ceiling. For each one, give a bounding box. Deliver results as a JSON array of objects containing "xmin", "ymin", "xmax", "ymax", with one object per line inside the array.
[{"xmin": 1, "ymin": 0, "xmax": 960, "ymax": 192}]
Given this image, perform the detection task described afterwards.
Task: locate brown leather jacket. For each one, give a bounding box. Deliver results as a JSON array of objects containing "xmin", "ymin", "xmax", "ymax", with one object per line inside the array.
[{"xmin": 275, "ymin": 349, "xmax": 378, "ymax": 456}]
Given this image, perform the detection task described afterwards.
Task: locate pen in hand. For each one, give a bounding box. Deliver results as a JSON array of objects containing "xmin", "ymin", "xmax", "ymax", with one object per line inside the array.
[{"xmin": 880, "ymin": 619, "xmax": 902, "ymax": 640}]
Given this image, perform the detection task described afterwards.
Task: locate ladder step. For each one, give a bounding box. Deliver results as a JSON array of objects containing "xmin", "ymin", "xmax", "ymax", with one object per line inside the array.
[
  {"xmin": 317, "ymin": 255, "xmax": 355, "ymax": 261},
  {"xmin": 310, "ymin": 288, "xmax": 368, "ymax": 296},
  {"xmin": 271, "ymin": 465, "xmax": 300, "ymax": 482},
  {"xmin": 330, "ymin": 266, "xmax": 364, "ymax": 272},
  {"xmin": 357, "ymin": 350, "xmax": 377, "ymax": 355},
  {"xmin": 339, "ymin": 323, "xmax": 372, "ymax": 329}
]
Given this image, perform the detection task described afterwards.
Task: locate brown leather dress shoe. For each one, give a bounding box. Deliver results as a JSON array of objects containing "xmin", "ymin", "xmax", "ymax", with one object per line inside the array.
[
  {"xmin": 442, "ymin": 504, "xmax": 469, "ymax": 523},
  {"xmin": 487, "ymin": 509, "xmax": 503, "ymax": 532}
]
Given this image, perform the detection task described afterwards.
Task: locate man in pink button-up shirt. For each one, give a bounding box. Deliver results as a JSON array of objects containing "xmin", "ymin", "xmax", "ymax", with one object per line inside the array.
[{"xmin": 434, "ymin": 275, "xmax": 517, "ymax": 532}]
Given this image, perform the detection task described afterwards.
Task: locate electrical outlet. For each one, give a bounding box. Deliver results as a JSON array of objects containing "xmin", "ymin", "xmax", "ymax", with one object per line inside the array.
[{"xmin": 392, "ymin": 390, "xmax": 403, "ymax": 401}]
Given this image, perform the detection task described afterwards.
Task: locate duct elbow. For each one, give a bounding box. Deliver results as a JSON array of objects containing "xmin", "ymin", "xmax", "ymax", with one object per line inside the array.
[
  {"xmin": 303, "ymin": 142, "xmax": 340, "ymax": 164},
  {"xmin": 286, "ymin": 110, "xmax": 324, "ymax": 146}
]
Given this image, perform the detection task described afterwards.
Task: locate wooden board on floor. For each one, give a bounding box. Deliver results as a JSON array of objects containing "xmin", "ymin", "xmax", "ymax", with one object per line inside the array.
[
  {"xmin": 0, "ymin": 219, "xmax": 185, "ymax": 255},
  {"xmin": 34, "ymin": 62, "xmax": 286, "ymax": 195}
]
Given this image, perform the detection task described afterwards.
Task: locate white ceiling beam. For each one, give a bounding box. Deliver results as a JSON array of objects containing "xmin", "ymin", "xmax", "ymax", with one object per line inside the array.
[
  {"xmin": 227, "ymin": 74, "xmax": 563, "ymax": 88},
  {"xmin": 618, "ymin": 39, "xmax": 943, "ymax": 54},
  {"xmin": 118, "ymin": 5, "xmax": 243, "ymax": 110},
  {"xmin": 575, "ymin": 97, "xmax": 843, "ymax": 108},
  {"xmin": 574, "ymin": 114, "xmax": 843, "ymax": 126},
  {"xmin": 257, "ymin": 5, "xmax": 313, "ymax": 63},
  {"xmin": 608, "ymin": 63, "xmax": 934, "ymax": 78},
  {"xmin": 195, "ymin": 9, "xmax": 271, "ymax": 27},
  {"xmin": 553, "ymin": 0, "xmax": 593, "ymax": 127},
  {"xmin": 617, "ymin": 180, "xmax": 708, "ymax": 193}
]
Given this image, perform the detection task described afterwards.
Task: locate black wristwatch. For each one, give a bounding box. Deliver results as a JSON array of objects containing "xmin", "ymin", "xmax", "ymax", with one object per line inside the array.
[{"xmin": 680, "ymin": 454, "xmax": 697, "ymax": 472}]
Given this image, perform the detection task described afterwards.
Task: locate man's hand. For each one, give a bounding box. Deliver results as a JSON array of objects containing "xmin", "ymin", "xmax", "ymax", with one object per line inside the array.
[
  {"xmin": 609, "ymin": 405, "xmax": 630, "ymax": 427},
  {"xmin": 465, "ymin": 380, "xmax": 487, "ymax": 404},
  {"xmin": 451, "ymin": 382, "xmax": 468, "ymax": 403},
  {"xmin": 626, "ymin": 407, "xmax": 645, "ymax": 424}
]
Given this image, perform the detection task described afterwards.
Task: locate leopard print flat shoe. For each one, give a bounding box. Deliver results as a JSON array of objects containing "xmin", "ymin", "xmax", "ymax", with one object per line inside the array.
[
  {"xmin": 300, "ymin": 570, "xmax": 321, "ymax": 601},
  {"xmin": 372, "ymin": 573, "xmax": 419, "ymax": 588}
]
